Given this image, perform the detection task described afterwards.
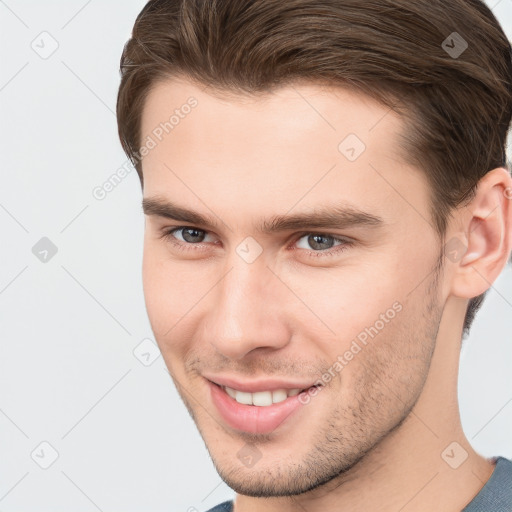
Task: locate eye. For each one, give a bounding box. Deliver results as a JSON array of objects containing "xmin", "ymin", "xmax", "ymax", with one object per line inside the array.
[
  {"xmin": 295, "ymin": 233, "xmax": 341, "ymax": 251},
  {"xmin": 293, "ymin": 232, "xmax": 352, "ymax": 258},
  {"xmin": 169, "ymin": 227, "xmax": 212, "ymax": 244},
  {"xmin": 160, "ymin": 226, "xmax": 353, "ymax": 258},
  {"xmin": 161, "ymin": 226, "xmax": 216, "ymax": 249}
]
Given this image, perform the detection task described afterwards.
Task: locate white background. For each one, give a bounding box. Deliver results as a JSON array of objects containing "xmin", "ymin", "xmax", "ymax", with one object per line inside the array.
[{"xmin": 0, "ymin": 1, "xmax": 511, "ymax": 511}]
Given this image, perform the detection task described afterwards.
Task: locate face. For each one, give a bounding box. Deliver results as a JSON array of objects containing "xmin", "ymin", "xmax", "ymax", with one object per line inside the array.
[{"xmin": 139, "ymin": 77, "xmax": 446, "ymax": 497}]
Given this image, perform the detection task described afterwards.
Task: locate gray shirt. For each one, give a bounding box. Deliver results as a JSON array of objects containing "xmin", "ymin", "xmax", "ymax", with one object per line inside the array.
[{"xmin": 206, "ymin": 457, "xmax": 512, "ymax": 512}]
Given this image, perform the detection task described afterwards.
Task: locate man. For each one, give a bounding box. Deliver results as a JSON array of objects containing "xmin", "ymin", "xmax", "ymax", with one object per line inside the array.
[{"xmin": 116, "ymin": 0, "xmax": 512, "ymax": 510}]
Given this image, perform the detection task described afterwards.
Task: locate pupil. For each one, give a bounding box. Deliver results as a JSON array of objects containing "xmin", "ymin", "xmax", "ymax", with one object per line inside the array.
[
  {"xmin": 309, "ymin": 234, "xmax": 332, "ymax": 250},
  {"xmin": 183, "ymin": 228, "xmax": 204, "ymax": 243}
]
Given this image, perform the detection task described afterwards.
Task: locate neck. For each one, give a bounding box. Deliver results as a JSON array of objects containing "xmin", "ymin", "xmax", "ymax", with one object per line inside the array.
[{"xmin": 234, "ymin": 296, "xmax": 495, "ymax": 512}]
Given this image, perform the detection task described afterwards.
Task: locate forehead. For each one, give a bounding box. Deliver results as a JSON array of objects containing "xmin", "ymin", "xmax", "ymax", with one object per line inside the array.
[
  {"xmin": 139, "ymin": 77, "xmax": 428, "ymax": 228},
  {"xmin": 140, "ymin": 77, "xmax": 402, "ymax": 146}
]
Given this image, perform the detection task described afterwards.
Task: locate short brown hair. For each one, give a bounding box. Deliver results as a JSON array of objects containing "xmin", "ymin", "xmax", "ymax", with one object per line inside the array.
[{"xmin": 116, "ymin": 0, "xmax": 512, "ymax": 337}]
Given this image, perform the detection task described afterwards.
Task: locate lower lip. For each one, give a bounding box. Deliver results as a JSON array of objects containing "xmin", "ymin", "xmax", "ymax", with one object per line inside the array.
[{"xmin": 207, "ymin": 380, "xmax": 315, "ymax": 434}]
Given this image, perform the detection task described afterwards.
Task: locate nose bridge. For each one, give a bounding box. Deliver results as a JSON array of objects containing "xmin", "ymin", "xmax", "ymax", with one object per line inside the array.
[
  {"xmin": 217, "ymin": 256, "xmax": 269, "ymax": 333},
  {"xmin": 207, "ymin": 254, "xmax": 288, "ymax": 359}
]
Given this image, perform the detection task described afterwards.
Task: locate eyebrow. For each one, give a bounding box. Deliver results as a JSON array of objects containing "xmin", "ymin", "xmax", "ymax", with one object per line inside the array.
[{"xmin": 142, "ymin": 196, "xmax": 385, "ymax": 233}]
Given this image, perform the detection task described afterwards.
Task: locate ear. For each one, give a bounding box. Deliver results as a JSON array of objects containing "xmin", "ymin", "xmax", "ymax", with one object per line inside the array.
[{"xmin": 449, "ymin": 167, "xmax": 512, "ymax": 299}]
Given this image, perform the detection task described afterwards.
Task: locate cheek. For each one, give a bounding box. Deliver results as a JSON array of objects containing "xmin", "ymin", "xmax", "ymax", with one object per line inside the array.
[
  {"xmin": 142, "ymin": 242, "xmax": 185, "ymax": 340},
  {"xmin": 284, "ymin": 262, "xmax": 405, "ymax": 345},
  {"xmin": 341, "ymin": 286, "xmax": 436, "ymax": 406},
  {"xmin": 302, "ymin": 266, "xmax": 429, "ymax": 392},
  {"xmin": 142, "ymin": 242, "xmax": 212, "ymax": 356},
  {"xmin": 142, "ymin": 244, "xmax": 165, "ymax": 330}
]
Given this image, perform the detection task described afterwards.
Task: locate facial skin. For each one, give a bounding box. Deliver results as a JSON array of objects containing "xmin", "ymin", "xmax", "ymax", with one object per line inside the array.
[{"xmin": 139, "ymin": 77, "xmax": 511, "ymax": 511}]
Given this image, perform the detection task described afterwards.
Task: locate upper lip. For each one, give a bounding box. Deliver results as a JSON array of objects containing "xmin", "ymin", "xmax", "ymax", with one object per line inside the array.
[{"xmin": 204, "ymin": 374, "xmax": 323, "ymax": 393}]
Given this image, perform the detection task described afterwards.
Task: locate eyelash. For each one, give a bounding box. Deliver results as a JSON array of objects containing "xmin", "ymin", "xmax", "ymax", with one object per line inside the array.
[{"xmin": 160, "ymin": 226, "xmax": 354, "ymax": 259}]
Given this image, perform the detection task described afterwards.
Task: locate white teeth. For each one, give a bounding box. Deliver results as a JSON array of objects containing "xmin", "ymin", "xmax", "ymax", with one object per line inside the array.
[
  {"xmin": 224, "ymin": 386, "xmax": 237, "ymax": 399},
  {"xmin": 252, "ymin": 391, "xmax": 273, "ymax": 406},
  {"xmin": 223, "ymin": 386, "xmax": 304, "ymax": 406},
  {"xmin": 235, "ymin": 391, "xmax": 253, "ymax": 405},
  {"xmin": 271, "ymin": 389, "xmax": 288, "ymax": 404}
]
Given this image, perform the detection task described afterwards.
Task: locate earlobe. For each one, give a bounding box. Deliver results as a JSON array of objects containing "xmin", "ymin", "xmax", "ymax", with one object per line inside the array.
[{"xmin": 449, "ymin": 167, "xmax": 512, "ymax": 300}]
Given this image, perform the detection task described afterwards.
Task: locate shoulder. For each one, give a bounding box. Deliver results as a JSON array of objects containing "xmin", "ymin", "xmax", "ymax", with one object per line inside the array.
[{"xmin": 463, "ymin": 457, "xmax": 512, "ymax": 511}]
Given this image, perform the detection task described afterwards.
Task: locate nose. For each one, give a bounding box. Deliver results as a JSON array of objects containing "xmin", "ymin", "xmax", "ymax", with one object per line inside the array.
[{"xmin": 206, "ymin": 257, "xmax": 291, "ymax": 360}]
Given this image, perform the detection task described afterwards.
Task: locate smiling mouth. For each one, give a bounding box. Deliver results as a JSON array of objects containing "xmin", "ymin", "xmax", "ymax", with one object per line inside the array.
[{"xmin": 213, "ymin": 381, "xmax": 321, "ymax": 407}]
